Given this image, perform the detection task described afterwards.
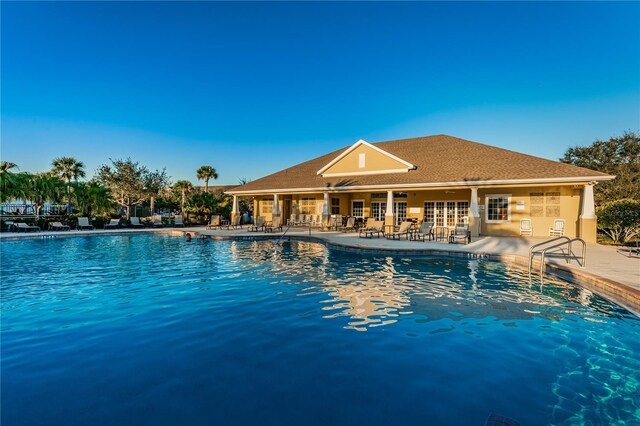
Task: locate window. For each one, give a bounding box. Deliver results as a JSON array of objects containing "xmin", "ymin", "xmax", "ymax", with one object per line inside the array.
[
  {"xmin": 300, "ymin": 198, "xmax": 316, "ymax": 214},
  {"xmin": 352, "ymin": 200, "xmax": 364, "ymax": 218},
  {"xmin": 331, "ymin": 198, "xmax": 340, "ymax": 215},
  {"xmin": 370, "ymin": 202, "xmax": 385, "ymax": 220},
  {"xmin": 457, "ymin": 202, "xmax": 469, "ymax": 223},
  {"xmin": 424, "ymin": 202, "xmax": 435, "ymax": 223},
  {"xmin": 393, "ymin": 202, "xmax": 407, "ymax": 225},
  {"xmin": 261, "ymin": 199, "xmax": 273, "ymax": 214},
  {"xmin": 424, "ymin": 201, "xmax": 469, "ymax": 226},
  {"xmin": 358, "ymin": 153, "xmax": 366, "ymax": 168},
  {"xmin": 371, "ymin": 192, "xmax": 386, "ymax": 199},
  {"xmin": 486, "ymin": 195, "xmax": 511, "ymax": 223}
]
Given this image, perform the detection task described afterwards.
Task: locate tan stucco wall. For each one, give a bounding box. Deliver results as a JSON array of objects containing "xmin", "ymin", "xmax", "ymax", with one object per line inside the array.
[{"xmin": 323, "ymin": 145, "xmax": 409, "ymax": 175}]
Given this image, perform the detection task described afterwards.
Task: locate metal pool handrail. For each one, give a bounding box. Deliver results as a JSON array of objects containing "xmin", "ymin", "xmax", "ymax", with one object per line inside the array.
[{"xmin": 529, "ymin": 236, "xmax": 586, "ymax": 280}]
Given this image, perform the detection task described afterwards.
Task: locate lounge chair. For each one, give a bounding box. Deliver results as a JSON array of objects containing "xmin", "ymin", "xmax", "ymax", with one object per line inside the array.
[
  {"xmin": 130, "ymin": 217, "xmax": 145, "ymax": 228},
  {"xmin": 77, "ymin": 217, "xmax": 94, "ymax": 230},
  {"xmin": 411, "ymin": 221, "xmax": 434, "ymax": 241},
  {"xmin": 520, "ymin": 218, "xmax": 533, "ymax": 236},
  {"xmin": 265, "ymin": 216, "xmax": 282, "ymax": 233},
  {"xmin": 312, "ymin": 215, "xmax": 323, "ymax": 227},
  {"xmin": 207, "ymin": 215, "xmax": 222, "ymax": 230},
  {"xmin": 104, "ymin": 219, "xmax": 121, "ymax": 229},
  {"xmin": 248, "ymin": 216, "xmax": 265, "ymax": 232},
  {"xmin": 152, "ymin": 215, "xmax": 164, "ymax": 228},
  {"xmin": 222, "ymin": 216, "xmax": 242, "ymax": 230},
  {"xmin": 50, "ymin": 221, "xmax": 71, "ymax": 231},
  {"xmin": 359, "ymin": 220, "xmax": 384, "ymax": 238},
  {"xmin": 174, "ymin": 215, "xmax": 184, "ymax": 227},
  {"xmin": 338, "ymin": 216, "xmax": 356, "ymax": 232},
  {"xmin": 449, "ymin": 223, "xmax": 470, "ymax": 244},
  {"xmin": 288, "ymin": 213, "xmax": 298, "ymax": 226},
  {"xmin": 386, "ymin": 221, "xmax": 413, "ymax": 240},
  {"xmin": 549, "ymin": 219, "xmax": 565, "ymax": 237},
  {"xmin": 15, "ymin": 222, "xmax": 40, "ymax": 232},
  {"xmin": 322, "ymin": 215, "xmax": 342, "ymax": 231}
]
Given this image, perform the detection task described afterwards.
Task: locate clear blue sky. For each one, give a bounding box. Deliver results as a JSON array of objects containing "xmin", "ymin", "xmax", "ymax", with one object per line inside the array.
[{"xmin": 2, "ymin": 1, "xmax": 639, "ymax": 185}]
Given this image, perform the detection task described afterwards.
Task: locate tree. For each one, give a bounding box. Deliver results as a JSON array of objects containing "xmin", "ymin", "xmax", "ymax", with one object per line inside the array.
[
  {"xmin": 51, "ymin": 157, "xmax": 86, "ymax": 183},
  {"xmin": 51, "ymin": 156, "xmax": 86, "ymax": 214},
  {"xmin": 70, "ymin": 182, "xmax": 113, "ymax": 217},
  {"xmin": 596, "ymin": 199, "xmax": 640, "ymax": 244},
  {"xmin": 561, "ymin": 131, "xmax": 640, "ymax": 205},
  {"xmin": 23, "ymin": 173, "xmax": 65, "ymax": 217},
  {"xmin": 95, "ymin": 158, "xmax": 169, "ymax": 219},
  {"xmin": 0, "ymin": 161, "xmax": 21, "ymax": 203},
  {"xmin": 145, "ymin": 169, "xmax": 171, "ymax": 215},
  {"xmin": 172, "ymin": 180, "xmax": 194, "ymax": 212},
  {"xmin": 196, "ymin": 165, "xmax": 218, "ymax": 193}
]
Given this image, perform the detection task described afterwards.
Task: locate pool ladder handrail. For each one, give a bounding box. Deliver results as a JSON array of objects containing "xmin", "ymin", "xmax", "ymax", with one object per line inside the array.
[
  {"xmin": 276, "ymin": 222, "xmax": 293, "ymax": 245},
  {"xmin": 528, "ymin": 236, "xmax": 586, "ymax": 280}
]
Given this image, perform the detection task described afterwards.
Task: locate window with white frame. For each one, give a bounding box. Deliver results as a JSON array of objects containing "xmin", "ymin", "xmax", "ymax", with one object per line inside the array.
[
  {"xmin": 486, "ymin": 195, "xmax": 511, "ymax": 223},
  {"xmin": 424, "ymin": 201, "xmax": 469, "ymax": 226},
  {"xmin": 261, "ymin": 199, "xmax": 274, "ymax": 214},
  {"xmin": 352, "ymin": 200, "xmax": 364, "ymax": 218},
  {"xmin": 300, "ymin": 198, "xmax": 316, "ymax": 214}
]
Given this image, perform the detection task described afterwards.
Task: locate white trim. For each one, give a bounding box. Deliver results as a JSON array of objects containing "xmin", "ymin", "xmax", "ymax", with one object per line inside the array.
[
  {"xmin": 351, "ymin": 199, "xmax": 365, "ymax": 218},
  {"xmin": 358, "ymin": 153, "xmax": 366, "ymax": 168},
  {"xmin": 226, "ymin": 175, "xmax": 614, "ymax": 195},
  {"xmin": 316, "ymin": 139, "xmax": 415, "ymax": 175},
  {"xmin": 485, "ymin": 194, "xmax": 512, "ymax": 224},
  {"xmin": 321, "ymin": 168, "xmax": 410, "ymax": 178}
]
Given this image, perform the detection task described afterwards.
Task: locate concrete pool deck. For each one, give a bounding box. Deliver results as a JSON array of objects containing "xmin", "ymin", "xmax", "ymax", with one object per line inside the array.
[{"xmin": 2, "ymin": 226, "xmax": 639, "ymax": 315}]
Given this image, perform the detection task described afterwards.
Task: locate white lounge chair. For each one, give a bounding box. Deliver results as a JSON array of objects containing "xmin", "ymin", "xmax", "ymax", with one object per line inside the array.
[
  {"xmin": 15, "ymin": 222, "xmax": 40, "ymax": 232},
  {"xmin": 449, "ymin": 223, "xmax": 470, "ymax": 244},
  {"xmin": 152, "ymin": 215, "xmax": 164, "ymax": 228},
  {"xmin": 387, "ymin": 221, "xmax": 413, "ymax": 240},
  {"xmin": 549, "ymin": 219, "xmax": 565, "ymax": 237},
  {"xmin": 130, "ymin": 217, "xmax": 145, "ymax": 228},
  {"xmin": 338, "ymin": 216, "xmax": 356, "ymax": 232},
  {"xmin": 50, "ymin": 221, "xmax": 70, "ymax": 231},
  {"xmin": 359, "ymin": 220, "xmax": 384, "ymax": 238},
  {"xmin": 77, "ymin": 217, "xmax": 94, "ymax": 230},
  {"xmin": 520, "ymin": 218, "xmax": 533, "ymax": 236},
  {"xmin": 174, "ymin": 215, "xmax": 184, "ymax": 227},
  {"xmin": 412, "ymin": 221, "xmax": 434, "ymax": 241},
  {"xmin": 248, "ymin": 216, "xmax": 265, "ymax": 232},
  {"xmin": 265, "ymin": 216, "xmax": 282, "ymax": 233},
  {"xmin": 104, "ymin": 219, "xmax": 121, "ymax": 229},
  {"xmin": 207, "ymin": 215, "xmax": 222, "ymax": 230}
]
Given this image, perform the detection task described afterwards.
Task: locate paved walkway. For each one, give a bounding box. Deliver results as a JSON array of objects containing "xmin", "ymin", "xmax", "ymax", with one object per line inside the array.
[{"xmin": 2, "ymin": 226, "xmax": 638, "ymax": 313}]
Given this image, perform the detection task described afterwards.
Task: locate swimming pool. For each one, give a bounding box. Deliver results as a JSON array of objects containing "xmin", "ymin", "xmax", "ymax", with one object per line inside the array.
[{"xmin": 2, "ymin": 234, "xmax": 639, "ymax": 425}]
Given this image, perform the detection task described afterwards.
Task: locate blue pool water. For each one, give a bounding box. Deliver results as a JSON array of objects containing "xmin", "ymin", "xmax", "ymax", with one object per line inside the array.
[{"xmin": 2, "ymin": 234, "xmax": 639, "ymax": 425}]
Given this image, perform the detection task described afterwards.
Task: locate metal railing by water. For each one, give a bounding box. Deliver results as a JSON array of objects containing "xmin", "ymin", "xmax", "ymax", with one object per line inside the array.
[
  {"xmin": 276, "ymin": 223, "xmax": 293, "ymax": 245},
  {"xmin": 528, "ymin": 236, "xmax": 586, "ymax": 280}
]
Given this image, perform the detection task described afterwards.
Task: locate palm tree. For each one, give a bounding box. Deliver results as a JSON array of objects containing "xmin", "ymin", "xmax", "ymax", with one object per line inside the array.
[
  {"xmin": 51, "ymin": 157, "xmax": 86, "ymax": 183},
  {"xmin": 196, "ymin": 165, "xmax": 218, "ymax": 193},
  {"xmin": 0, "ymin": 161, "xmax": 20, "ymax": 203},
  {"xmin": 51, "ymin": 157, "xmax": 86, "ymax": 214},
  {"xmin": 24, "ymin": 174, "xmax": 65, "ymax": 217},
  {"xmin": 71, "ymin": 182, "xmax": 113, "ymax": 217},
  {"xmin": 172, "ymin": 180, "xmax": 193, "ymax": 212}
]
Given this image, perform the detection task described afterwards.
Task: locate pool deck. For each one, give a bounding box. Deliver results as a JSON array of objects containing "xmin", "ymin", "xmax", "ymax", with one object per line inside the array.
[{"xmin": 2, "ymin": 226, "xmax": 639, "ymax": 315}]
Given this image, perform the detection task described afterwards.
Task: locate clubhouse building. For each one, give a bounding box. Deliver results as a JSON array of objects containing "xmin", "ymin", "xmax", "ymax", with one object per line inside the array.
[{"xmin": 227, "ymin": 135, "xmax": 614, "ymax": 242}]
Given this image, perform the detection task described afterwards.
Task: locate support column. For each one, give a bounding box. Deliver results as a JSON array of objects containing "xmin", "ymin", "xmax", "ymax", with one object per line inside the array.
[
  {"xmin": 469, "ymin": 187, "xmax": 481, "ymax": 237},
  {"xmin": 231, "ymin": 195, "xmax": 239, "ymax": 224},
  {"xmin": 385, "ymin": 190, "xmax": 395, "ymax": 227},
  {"xmin": 272, "ymin": 194, "xmax": 281, "ymax": 224},
  {"xmin": 322, "ymin": 192, "xmax": 330, "ymax": 226},
  {"xmin": 579, "ymin": 183, "xmax": 597, "ymax": 243}
]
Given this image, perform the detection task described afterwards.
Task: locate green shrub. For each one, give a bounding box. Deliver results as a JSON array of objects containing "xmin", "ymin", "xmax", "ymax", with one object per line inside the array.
[{"xmin": 596, "ymin": 198, "xmax": 640, "ymax": 244}]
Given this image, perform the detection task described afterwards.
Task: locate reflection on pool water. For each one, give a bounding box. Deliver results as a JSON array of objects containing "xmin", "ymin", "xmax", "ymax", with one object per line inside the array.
[{"xmin": 1, "ymin": 234, "xmax": 639, "ymax": 425}]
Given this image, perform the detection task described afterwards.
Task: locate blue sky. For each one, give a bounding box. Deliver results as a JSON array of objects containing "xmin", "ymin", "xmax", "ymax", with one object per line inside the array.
[{"xmin": 2, "ymin": 1, "xmax": 639, "ymax": 185}]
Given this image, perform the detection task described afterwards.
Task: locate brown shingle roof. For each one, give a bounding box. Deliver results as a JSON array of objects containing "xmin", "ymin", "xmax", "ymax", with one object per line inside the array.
[{"xmin": 228, "ymin": 135, "xmax": 612, "ymax": 193}]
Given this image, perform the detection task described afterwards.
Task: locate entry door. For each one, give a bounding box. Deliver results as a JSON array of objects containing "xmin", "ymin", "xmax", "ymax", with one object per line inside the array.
[
  {"xmin": 393, "ymin": 202, "xmax": 407, "ymax": 225},
  {"xmin": 370, "ymin": 202, "xmax": 385, "ymax": 220}
]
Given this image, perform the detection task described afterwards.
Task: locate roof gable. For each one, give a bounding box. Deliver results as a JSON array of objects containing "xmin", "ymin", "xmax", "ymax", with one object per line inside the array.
[{"xmin": 317, "ymin": 139, "xmax": 415, "ymax": 177}]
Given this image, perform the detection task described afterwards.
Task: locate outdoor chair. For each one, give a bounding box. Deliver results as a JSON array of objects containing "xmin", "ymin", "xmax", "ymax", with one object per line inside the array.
[
  {"xmin": 449, "ymin": 223, "xmax": 471, "ymax": 244},
  {"xmin": 207, "ymin": 215, "xmax": 222, "ymax": 230},
  {"xmin": 265, "ymin": 216, "xmax": 282, "ymax": 233},
  {"xmin": 288, "ymin": 213, "xmax": 298, "ymax": 226},
  {"xmin": 549, "ymin": 219, "xmax": 565, "ymax": 237},
  {"xmin": 104, "ymin": 219, "xmax": 121, "ymax": 229},
  {"xmin": 15, "ymin": 222, "xmax": 40, "ymax": 232},
  {"xmin": 520, "ymin": 218, "xmax": 533, "ymax": 236},
  {"xmin": 130, "ymin": 217, "xmax": 145, "ymax": 228},
  {"xmin": 151, "ymin": 215, "xmax": 164, "ymax": 228},
  {"xmin": 359, "ymin": 220, "xmax": 384, "ymax": 238},
  {"xmin": 50, "ymin": 221, "xmax": 70, "ymax": 231},
  {"xmin": 174, "ymin": 215, "xmax": 184, "ymax": 227},
  {"xmin": 387, "ymin": 221, "xmax": 413, "ymax": 240},
  {"xmin": 411, "ymin": 221, "xmax": 434, "ymax": 241},
  {"xmin": 77, "ymin": 217, "xmax": 94, "ymax": 230},
  {"xmin": 338, "ymin": 217, "xmax": 356, "ymax": 232},
  {"xmin": 248, "ymin": 216, "xmax": 265, "ymax": 232}
]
